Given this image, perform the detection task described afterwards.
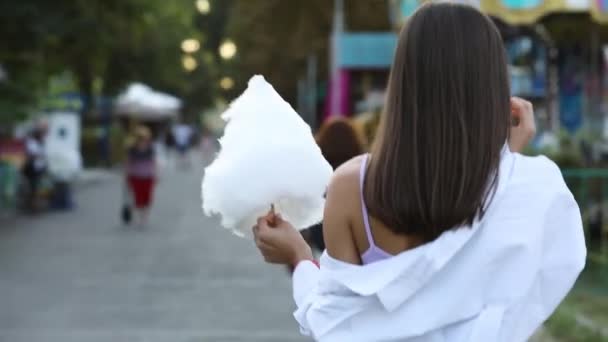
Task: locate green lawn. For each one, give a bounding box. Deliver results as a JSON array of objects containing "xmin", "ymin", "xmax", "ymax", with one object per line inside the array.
[{"xmin": 545, "ymin": 260, "xmax": 608, "ymax": 341}]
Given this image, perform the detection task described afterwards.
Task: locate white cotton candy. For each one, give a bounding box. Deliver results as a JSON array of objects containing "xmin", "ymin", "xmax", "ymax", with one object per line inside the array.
[{"xmin": 201, "ymin": 75, "xmax": 333, "ymax": 237}]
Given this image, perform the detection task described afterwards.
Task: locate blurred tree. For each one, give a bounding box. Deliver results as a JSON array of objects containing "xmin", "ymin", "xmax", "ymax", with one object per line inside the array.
[
  {"xmin": 0, "ymin": 0, "xmax": 390, "ymax": 124},
  {"xmin": 0, "ymin": 0, "xmax": 223, "ymax": 123},
  {"xmin": 184, "ymin": 0, "xmax": 235, "ymax": 118},
  {"xmin": 226, "ymin": 0, "xmax": 391, "ymax": 104},
  {"xmin": 0, "ymin": 0, "xmax": 54, "ymax": 123}
]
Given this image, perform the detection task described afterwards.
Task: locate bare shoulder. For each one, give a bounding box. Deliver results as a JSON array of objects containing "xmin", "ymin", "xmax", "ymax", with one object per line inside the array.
[
  {"xmin": 323, "ymin": 155, "xmax": 365, "ymax": 264},
  {"xmin": 328, "ymin": 155, "xmax": 365, "ymax": 196},
  {"xmin": 325, "ymin": 155, "xmax": 366, "ymax": 222}
]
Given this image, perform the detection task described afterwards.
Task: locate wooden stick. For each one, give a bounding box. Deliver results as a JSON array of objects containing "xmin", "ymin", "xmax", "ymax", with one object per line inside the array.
[{"xmin": 269, "ymin": 204, "xmax": 277, "ymax": 226}]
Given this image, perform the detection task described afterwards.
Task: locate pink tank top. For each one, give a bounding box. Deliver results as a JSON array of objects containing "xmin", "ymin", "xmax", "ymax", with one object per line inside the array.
[{"xmin": 359, "ymin": 154, "xmax": 393, "ymax": 264}]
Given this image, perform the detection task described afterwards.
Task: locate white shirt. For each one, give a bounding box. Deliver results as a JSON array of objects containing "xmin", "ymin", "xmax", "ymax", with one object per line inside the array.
[
  {"xmin": 173, "ymin": 125, "xmax": 192, "ymax": 146},
  {"xmin": 25, "ymin": 137, "xmax": 46, "ymax": 171},
  {"xmin": 292, "ymin": 150, "xmax": 586, "ymax": 342}
]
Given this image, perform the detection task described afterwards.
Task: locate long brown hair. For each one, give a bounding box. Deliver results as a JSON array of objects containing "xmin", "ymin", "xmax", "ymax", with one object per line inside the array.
[
  {"xmin": 316, "ymin": 118, "xmax": 364, "ymax": 170},
  {"xmin": 364, "ymin": 3, "xmax": 510, "ymax": 242}
]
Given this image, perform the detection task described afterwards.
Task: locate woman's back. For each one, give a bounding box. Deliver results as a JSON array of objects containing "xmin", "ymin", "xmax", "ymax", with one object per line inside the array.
[
  {"xmin": 300, "ymin": 0, "xmax": 525, "ymax": 270},
  {"xmin": 327, "ymin": 156, "xmax": 424, "ymax": 264},
  {"xmin": 293, "ymin": 150, "xmax": 586, "ymax": 341}
]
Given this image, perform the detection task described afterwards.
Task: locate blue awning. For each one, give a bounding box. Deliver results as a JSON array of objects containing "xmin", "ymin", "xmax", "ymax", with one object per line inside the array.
[{"xmin": 338, "ymin": 33, "xmax": 398, "ymax": 69}]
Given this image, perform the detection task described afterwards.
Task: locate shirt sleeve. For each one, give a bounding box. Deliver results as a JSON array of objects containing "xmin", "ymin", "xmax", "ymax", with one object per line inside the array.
[
  {"xmin": 26, "ymin": 139, "xmax": 40, "ymax": 156},
  {"xmin": 293, "ymin": 260, "xmax": 320, "ymax": 307},
  {"xmin": 501, "ymin": 190, "xmax": 586, "ymax": 342},
  {"xmin": 292, "ymin": 260, "xmax": 321, "ymax": 336}
]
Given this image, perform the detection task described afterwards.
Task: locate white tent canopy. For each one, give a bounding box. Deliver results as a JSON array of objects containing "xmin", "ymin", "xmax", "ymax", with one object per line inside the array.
[{"xmin": 114, "ymin": 83, "xmax": 181, "ymax": 120}]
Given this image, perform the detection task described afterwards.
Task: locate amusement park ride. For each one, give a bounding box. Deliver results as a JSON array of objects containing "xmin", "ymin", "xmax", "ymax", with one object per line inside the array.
[{"xmin": 326, "ymin": 0, "xmax": 608, "ymax": 137}]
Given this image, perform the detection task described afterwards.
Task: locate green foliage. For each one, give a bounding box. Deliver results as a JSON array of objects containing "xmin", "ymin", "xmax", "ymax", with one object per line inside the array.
[
  {"xmin": 522, "ymin": 129, "xmax": 585, "ymax": 169},
  {"xmin": 0, "ymin": 0, "xmax": 228, "ymax": 124},
  {"xmin": 546, "ymin": 148, "xmax": 585, "ymax": 169},
  {"xmin": 227, "ymin": 0, "xmax": 391, "ymax": 104},
  {"xmin": 0, "ymin": 0, "xmax": 396, "ymax": 125},
  {"xmin": 546, "ymin": 310, "xmax": 607, "ymax": 341},
  {"xmin": 546, "ymin": 292, "xmax": 608, "ymax": 342}
]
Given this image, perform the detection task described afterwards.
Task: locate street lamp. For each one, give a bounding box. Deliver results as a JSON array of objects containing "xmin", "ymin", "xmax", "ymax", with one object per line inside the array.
[
  {"xmin": 182, "ymin": 55, "xmax": 198, "ymax": 72},
  {"xmin": 181, "ymin": 38, "xmax": 200, "ymax": 54},
  {"xmin": 219, "ymin": 39, "xmax": 237, "ymax": 60},
  {"xmin": 196, "ymin": 0, "xmax": 210, "ymax": 14},
  {"xmin": 220, "ymin": 77, "xmax": 234, "ymax": 90}
]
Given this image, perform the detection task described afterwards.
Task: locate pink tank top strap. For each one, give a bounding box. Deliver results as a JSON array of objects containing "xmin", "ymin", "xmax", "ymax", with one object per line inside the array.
[{"xmin": 359, "ymin": 154, "xmax": 376, "ymax": 248}]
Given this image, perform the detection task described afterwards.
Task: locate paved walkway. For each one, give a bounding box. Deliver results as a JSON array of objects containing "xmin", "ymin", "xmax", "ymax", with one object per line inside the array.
[{"xmin": 0, "ymin": 153, "xmax": 308, "ymax": 342}]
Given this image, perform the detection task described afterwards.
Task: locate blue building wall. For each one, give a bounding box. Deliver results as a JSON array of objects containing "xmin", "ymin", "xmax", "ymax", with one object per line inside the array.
[{"xmin": 337, "ymin": 33, "xmax": 397, "ymax": 69}]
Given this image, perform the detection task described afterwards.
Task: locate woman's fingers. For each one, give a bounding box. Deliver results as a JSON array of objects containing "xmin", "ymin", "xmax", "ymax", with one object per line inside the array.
[
  {"xmin": 509, "ymin": 97, "xmax": 536, "ymax": 152},
  {"xmin": 253, "ymin": 235, "xmax": 275, "ymax": 262},
  {"xmin": 253, "ymin": 222, "xmax": 278, "ymax": 248},
  {"xmin": 253, "ymin": 235, "xmax": 281, "ymax": 263},
  {"xmin": 510, "ymin": 97, "xmax": 533, "ymax": 120},
  {"xmin": 257, "ymin": 213, "xmax": 288, "ymax": 230},
  {"xmin": 252, "ymin": 215, "xmax": 307, "ymax": 265},
  {"xmin": 274, "ymin": 213, "xmax": 284, "ymax": 225},
  {"xmin": 254, "ymin": 232, "xmax": 273, "ymax": 249}
]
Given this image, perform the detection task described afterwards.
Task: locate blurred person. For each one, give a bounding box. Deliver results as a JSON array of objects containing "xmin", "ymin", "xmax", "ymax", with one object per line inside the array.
[
  {"xmin": 125, "ymin": 126, "xmax": 157, "ymax": 227},
  {"xmin": 163, "ymin": 126, "xmax": 176, "ymax": 161},
  {"xmin": 302, "ymin": 118, "xmax": 364, "ymax": 253},
  {"xmin": 199, "ymin": 125, "xmax": 216, "ymax": 163},
  {"xmin": 252, "ymin": 3, "xmax": 585, "ymax": 341},
  {"xmin": 21, "ymin": 123, "xmax": 48, "ymax": 212},
  {"xmin": 172, "ymin": 122, "xmax": 193, "ymax": 169}
]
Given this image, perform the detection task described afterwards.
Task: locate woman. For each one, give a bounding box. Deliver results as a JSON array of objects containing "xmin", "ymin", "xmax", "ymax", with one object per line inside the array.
[
  {"xmin": 22, "ymin": 125, "xmax": 47, "ymax": 212},
  {"xmin": 126, "ymin": 126, "xmax": 157, "ymax": 226},
  {"xmin": 253, "ymin": 3, "xmax": 586, "ymax": 341},
  {"xmin": 304, "ymin": 118, "xmax": 365, "ymax": 252}
]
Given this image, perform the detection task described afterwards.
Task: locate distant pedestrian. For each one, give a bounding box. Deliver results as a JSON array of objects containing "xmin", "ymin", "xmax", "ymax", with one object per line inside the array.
[
  {"xmin": 172, "ymin": 123, "xmax": 193, "ymax": 169},
  {"xmin": 125, "ymin": 126, "xmax": 157, "ymax": 227},
  {"xmin": 200, "ymin": 125, "xmax": 216, "ymax": 163},
  {"xmin": 21, "ymin": 124, "xmax": 48, "ymax": 212},
  {"xmin": 302, "ymin": 118, "xmax": 364, "ymax": 252}
]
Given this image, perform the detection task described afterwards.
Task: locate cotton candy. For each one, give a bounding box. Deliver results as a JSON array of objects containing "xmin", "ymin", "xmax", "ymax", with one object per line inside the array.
[{"xmin": 201, "ymin": 75, "xmax": 333, "ymax": 237}]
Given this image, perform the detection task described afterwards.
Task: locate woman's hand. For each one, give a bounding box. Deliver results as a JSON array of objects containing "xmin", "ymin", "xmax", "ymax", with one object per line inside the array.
[
  {"xmin": 509, "ymin": 97, "xmax": 536, "ymax": 153},
  {"xmin": 252, "ymin": 213, "xmax": 313, "ymax": 266}
]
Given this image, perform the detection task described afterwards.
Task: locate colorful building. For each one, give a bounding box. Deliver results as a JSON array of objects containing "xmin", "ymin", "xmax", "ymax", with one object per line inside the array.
[{"xmin": 326, "ymin": 0, "xmax": 608, "ymax": 136}]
